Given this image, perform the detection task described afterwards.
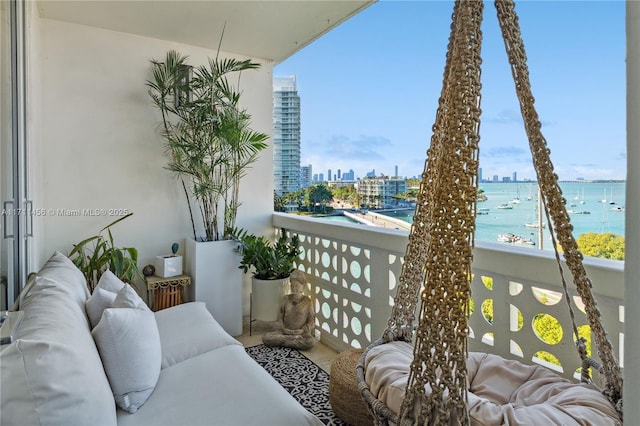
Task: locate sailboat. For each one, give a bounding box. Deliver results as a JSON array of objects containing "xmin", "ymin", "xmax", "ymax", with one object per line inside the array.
[
  {"xmin": 526, "ymin": 184, "xmax": 534, "ymax": 201},
  {"xmin": 525, "ymin": 193, "xmax": 545, "ymax": 228},
  {"xmin": 599, "ymin": 188, "xmax": 607, "ymax": 203},
  {"xmin": 509, "ymin": 184, "xmax": 521, "ymax": 204},
  {"xmin": 523, "ymin": 188, "xmax": 545, "ymax": 249}
]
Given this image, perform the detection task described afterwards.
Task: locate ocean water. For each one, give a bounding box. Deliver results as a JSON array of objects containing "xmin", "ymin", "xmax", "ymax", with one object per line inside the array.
[
  {"xmin": 379, "ymin": 182, "xmax": 626, "ymax": 250},
  {"xmin": 320, "ymin": 182, "xmax": 625, "ymax": 250}
]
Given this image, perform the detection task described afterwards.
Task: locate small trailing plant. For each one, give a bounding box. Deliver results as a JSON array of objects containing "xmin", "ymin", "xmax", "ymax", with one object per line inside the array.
[
  {"xmin": 236, "ymin": 229, "xmax": 300, "ymax": 280},
  {"xmin": 69, "ymin": 213, "xmax": 142, "ymax": 292}
]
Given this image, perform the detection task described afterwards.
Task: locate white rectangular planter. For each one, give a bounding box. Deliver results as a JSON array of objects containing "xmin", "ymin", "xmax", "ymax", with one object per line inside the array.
[
  {"xmin": 185, "ymin": 239, "xmax": 242, "ymax": 336},
  {"xmin": 154, "ymin": 255, "xmax": 183, "ymax": 278}
]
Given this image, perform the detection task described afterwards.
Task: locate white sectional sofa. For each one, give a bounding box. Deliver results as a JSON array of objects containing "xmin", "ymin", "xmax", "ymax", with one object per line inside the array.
[{"xmin": 0, "ymin": 252, "xmax": 321, "ymax": 426}]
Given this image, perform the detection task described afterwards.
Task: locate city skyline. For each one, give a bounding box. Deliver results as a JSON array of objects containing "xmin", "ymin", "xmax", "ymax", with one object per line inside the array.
[{"xmin": 273, "ymin": 1, "xmax": 626, "ymax": 182}]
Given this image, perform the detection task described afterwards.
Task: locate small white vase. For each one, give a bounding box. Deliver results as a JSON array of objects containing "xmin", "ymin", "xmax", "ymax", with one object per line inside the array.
[{"xmin": 251, "ymin": 277, "xmax": 289, "ymax": 322}]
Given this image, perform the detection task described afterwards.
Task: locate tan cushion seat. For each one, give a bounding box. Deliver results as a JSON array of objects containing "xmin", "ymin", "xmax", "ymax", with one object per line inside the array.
[{"xmin": 364, "ymin": 341, "xmax": 621, "ymax": 425}]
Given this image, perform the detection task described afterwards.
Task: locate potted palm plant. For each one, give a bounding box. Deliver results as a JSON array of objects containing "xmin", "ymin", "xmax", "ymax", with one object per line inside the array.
[
  {"xmin": 69, "ymin": 213, "xmax": 142, "ymax": 292},
  {"xmin": 147, "ymin": 44, "xmax": 268, "ymax": 336},
  {"xmin": 147, "ymin": 50, "xmax": 268, "ymax": 242},
  {"xmin": 237, "ymin": 229, "xmax": 301, "ymax": 322}
]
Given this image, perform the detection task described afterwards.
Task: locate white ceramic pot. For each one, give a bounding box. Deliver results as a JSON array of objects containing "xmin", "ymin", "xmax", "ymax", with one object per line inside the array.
[
  {"xmin": 251, "ymin": 277, "xmax": 289, "ymax": 322},
  {"xmin": 185, "ymin": 239, "xmax": 242, "ymax": 336}
]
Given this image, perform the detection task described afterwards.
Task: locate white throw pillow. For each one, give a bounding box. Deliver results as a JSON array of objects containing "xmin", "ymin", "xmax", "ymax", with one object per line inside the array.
[
  {"xmin": 154, "ymin": 302, "xmax": 241, "ymax": 368},
  {"xmin": 112, "ymin": 282, "xmax": 150, "ymax": 311},
  {"xmin": 85, "ymin": 270, "xmax": 126, "ymax": 328},
  {"xmin": 86, "ymin": 287, "xmax": 118, "ymax": 329},
  {"xmin": 92, "ymin": 307, "xmax": 161, "ymax": 414},
  {"xmin": 97, "ymin": 270, "xmax": 126, "ymax": 293}
]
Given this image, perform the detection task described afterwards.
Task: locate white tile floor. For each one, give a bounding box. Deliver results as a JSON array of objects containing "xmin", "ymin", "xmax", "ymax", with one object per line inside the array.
[{"xmin": 236, "ymin": 316, "xmax": 338, "ymax": 373}]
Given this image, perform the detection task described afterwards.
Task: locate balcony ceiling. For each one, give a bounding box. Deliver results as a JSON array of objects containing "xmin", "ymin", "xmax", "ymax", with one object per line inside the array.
[{"xmin": 36, "ymin": 0, "xmax": 375, "ymax": 63}]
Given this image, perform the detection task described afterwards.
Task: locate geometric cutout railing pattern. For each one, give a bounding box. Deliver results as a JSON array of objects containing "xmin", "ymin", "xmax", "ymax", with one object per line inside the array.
[
  {"xmin": 469, "ymin": 268, "xmax": 624, "ymax": 383},
  {"xmin": 274, "ymin": 213, "xmax": 624, "ymax": 383}
]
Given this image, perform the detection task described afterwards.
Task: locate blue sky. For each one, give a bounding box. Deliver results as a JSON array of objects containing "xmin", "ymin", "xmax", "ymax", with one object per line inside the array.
[{"xmin": 274, "ymin": 0, "xmax": 626, "ymax": 181}]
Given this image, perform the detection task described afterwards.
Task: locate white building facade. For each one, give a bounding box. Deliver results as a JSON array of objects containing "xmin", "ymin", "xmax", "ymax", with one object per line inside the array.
[{"xmin": 357, "ymin": 177, "xmax": 407, "ymax": 208}]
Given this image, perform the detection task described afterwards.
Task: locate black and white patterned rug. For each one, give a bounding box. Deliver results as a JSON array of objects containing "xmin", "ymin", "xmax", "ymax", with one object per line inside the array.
[{"xmin": 245, "ymin": 344, "xmax": 346, "ymax": 426}]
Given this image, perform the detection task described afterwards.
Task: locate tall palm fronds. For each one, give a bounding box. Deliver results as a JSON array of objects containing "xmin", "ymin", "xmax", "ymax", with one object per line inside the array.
[{"xmin": 147, "ymin": 49, "xmax": 268, "ymax": 241}]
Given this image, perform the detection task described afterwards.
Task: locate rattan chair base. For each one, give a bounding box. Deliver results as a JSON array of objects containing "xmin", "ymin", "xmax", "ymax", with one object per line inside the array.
[{"xmin": 329, "ymin": 348, "xmax": 374, "ymax": 426}]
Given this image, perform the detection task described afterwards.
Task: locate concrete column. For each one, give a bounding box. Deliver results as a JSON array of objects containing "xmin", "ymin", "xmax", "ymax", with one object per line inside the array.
[{"xmin": 625, "ymin": 0, "xmax": 639, "ymax": 420}]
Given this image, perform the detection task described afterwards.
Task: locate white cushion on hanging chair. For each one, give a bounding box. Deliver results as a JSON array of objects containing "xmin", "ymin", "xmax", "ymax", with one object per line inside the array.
[{"xmin": 365, "ymin": 341, "xmax": 621, "ymax": 425}]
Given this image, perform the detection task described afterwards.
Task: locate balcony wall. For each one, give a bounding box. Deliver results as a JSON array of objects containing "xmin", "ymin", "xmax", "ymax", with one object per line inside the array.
[{"xmin": 273, "ymin": 212, "xmax": 624, "ymax": 383}]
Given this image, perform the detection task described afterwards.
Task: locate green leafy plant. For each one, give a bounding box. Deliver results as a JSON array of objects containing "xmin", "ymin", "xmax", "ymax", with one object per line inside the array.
[
  {"xmin": 576, "ymin": 232, "xmax": 625, "ymax": 260},
  {"xmin": 146, "ymin": 41, "xmax": 269, "ymax": 242},
  {"xmin": 69, "ymin": 213, "xmax": 142, "ymax": 292},
  {"xmin": 236, "ymin": 229, "xmax": 301, "ymax": 280}
]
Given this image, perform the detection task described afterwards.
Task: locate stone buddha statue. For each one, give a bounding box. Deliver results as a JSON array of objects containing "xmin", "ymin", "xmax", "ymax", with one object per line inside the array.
[{"xmin": 262, "ymin": 270, "xmax": 316, "ymax": 350}]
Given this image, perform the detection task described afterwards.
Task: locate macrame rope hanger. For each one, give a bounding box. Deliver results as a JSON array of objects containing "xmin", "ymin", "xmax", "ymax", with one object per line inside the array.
[{"xmin": 356, "ymin": 0, "xmax": 623, "ymax": 424}]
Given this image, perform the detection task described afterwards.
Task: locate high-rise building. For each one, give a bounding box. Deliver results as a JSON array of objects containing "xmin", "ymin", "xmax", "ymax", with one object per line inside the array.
[
  {"xmin": 300, "ymin": 164, "xmax": 312, "ymax": 188},
  {"xmin": 273, "ymin": 76, "xmax": 301, "ymax": 196},
  {"xmin": 479, "ymin": 167, "xmax": 483, "ymax": 182},
  {"xmin": 513, "ymin": 171, "xmax": 517, "ymax": 183},
  {"xmin": 343, "ymin": 169, "xmax": 355, "ymax": 180},
  {"xmin": 327, "ymin": 169, "xmax": 332, "ymax": 182}
]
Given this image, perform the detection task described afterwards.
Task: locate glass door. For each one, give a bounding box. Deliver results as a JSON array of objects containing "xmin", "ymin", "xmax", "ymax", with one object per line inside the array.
[
  {"xmin": 1, "ymin": 0, "xmax": 29, "ymax": 310},
  {"xmin": 1, "ymin": 0, "xmax": 13, "ymax": 309}
]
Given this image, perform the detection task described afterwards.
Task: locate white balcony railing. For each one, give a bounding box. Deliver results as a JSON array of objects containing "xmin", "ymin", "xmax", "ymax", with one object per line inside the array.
[{"xmin": 273, "ymin": 212, "xmax": 624, "ymax": 383}]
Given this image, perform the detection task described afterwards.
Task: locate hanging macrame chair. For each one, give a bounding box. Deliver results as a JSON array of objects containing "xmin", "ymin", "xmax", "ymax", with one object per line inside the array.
[{"xmin": 356, "ymin": 0, "xmax": 623, "ymax": 424}]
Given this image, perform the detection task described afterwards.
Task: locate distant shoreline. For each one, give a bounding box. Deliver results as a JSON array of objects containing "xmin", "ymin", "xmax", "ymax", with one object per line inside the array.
[{"xmin": 480, "ymin": 180, "xmax": 626, "ymax": 184}]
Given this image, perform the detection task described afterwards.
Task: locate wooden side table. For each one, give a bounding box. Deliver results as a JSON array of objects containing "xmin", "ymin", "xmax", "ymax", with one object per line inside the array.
[{"xmin": 146, "ymin": 274, "xmax": 191, "ymax": 312}]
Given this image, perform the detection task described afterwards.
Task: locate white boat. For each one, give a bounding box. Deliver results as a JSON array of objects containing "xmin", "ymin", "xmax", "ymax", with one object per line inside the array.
[
  {"xmin": 526, "ymin": 184, "xmax": 534, "ymax": 201},
  {"xmin": 610, "ymin": 206, "xmax": 625, "ymax": 212},
  {"xmin": 497, "ymin": 233, "xmax": 517, "ymax": 243},
  {"xmin": 525, "ymin": 222, "xmax": 545, "ymax": 228},
  {"xmin": 525, "ymin": 192, "xmax": 545, "ymax": 229},
  {"xmin": 517, "ymin": 237, "xmax": 536, "ymax": 246},
  {"xmin": 599, "ymin": 188, "xmax": 607, "ymax": 203},
  {"xmin": 497, "ymin": 233, "xmax": 535, "ymax": 246},
  {"xmin": 510, "ymin": 185, "xmax": 522, "ymax": 204},
  {"xmin": 496, "ymin": 203, "xmax": 513, "ymax": 210}
]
